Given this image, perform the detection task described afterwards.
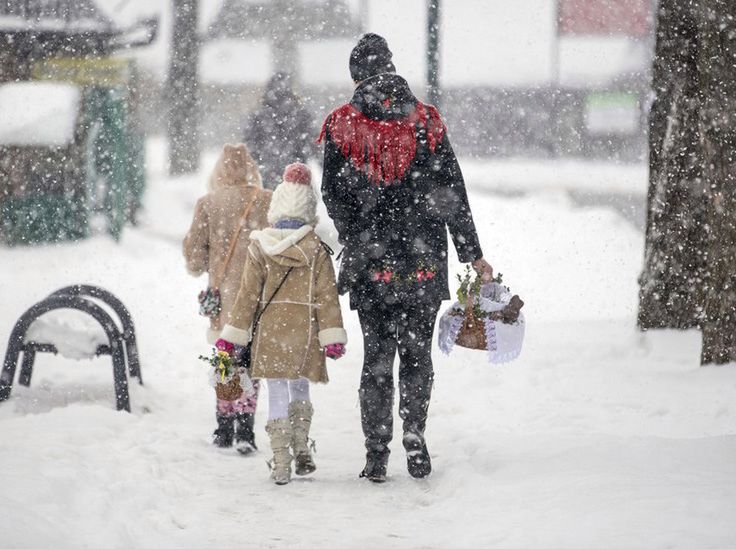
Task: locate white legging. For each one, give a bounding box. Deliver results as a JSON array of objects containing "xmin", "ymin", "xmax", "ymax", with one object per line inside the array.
[{"xmin": 267, "ymin": 378, "xmax": 311, "ymax": 421}]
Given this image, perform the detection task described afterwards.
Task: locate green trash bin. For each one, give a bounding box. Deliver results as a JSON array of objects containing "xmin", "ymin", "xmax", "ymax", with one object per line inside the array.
[{"xmin": 84, "ymin": 84, "xmax": 147, "ymax": 241}]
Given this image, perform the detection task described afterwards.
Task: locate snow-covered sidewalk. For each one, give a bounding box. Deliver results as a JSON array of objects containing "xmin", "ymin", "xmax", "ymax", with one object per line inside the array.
[
  {"xmin": 1, "ymin": 144, "xmax": 734, "ymax": 548},
  {"xmin": 461, "ymin": 157, "xmax": 647, "ymax": 196}
]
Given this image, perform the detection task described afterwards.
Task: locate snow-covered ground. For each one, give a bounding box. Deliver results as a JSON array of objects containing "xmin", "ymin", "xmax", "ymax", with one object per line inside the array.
[{"xmin": 1, "ymin": 141, "xmax": 735, "ymax": 548}]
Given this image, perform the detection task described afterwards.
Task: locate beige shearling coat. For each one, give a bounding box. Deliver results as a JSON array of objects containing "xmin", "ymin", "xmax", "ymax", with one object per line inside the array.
[
  {"xmin": 220, "ymin": 226, "xmax": 347, "ymax": 383},
  {"xmin": 183, "ymin": 144, "xmax": 272, "ymax": 343}
]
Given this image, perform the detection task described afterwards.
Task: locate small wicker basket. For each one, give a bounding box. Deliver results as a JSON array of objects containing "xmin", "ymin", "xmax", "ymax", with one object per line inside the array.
[
  {"xmin": 455, "ymin": 299, "xmax": 488, "ymax": 350},
  {"xmin": 215, "ymin": 375, "xmax": 244, "ymax": 401},
  {"xmin": 454, "ymin": 290, "xmax": 524, "ymax": 351}
]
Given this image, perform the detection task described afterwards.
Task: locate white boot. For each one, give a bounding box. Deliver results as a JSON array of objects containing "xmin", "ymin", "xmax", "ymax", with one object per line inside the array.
[
  {"xmin": 289, "ymin": 400, "xmax": 316, "ymax": 476},
  {"xmin": 265, "ymin": 418, "xmax": 293, "ymax": 485}
]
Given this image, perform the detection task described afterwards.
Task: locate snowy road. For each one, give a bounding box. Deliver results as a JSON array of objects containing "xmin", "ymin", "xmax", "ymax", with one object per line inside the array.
[{"xmin": 1, "ymin": 146, "xmax": 734, "ymax": 548}]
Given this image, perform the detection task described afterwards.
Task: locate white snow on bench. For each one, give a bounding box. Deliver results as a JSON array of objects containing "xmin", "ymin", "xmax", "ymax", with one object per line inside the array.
[
  {"xmin": 0, "ymin": 82, "xmax": 81, "ymax": 147},
  {"xmin": 24, "ymin": 310, "xmax": 109, "ymax": 360}
]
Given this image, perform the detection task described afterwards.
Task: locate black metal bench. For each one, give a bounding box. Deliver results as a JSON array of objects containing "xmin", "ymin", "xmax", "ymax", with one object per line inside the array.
[{"xmin": 0, "ymin": 286, "xmax": 142, "ymax": 412}]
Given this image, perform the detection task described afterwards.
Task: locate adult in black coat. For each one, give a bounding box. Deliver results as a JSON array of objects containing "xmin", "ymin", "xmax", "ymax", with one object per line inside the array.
[
  {"xmin": 244, "ymin": 73, "xmax": 316, "ymax": 190},
  {"xmin": 319, "ymin": 34, "xmax": 493, "ymax": 482}
]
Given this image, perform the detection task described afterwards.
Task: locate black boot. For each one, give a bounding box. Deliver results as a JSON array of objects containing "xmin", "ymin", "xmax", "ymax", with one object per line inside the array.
[
  {"xmin": 360, "ymin": 449, "xmax": 389, "ymax": 483},
  {"xmin": 234, "ymin": 412, "xmax": 257, "ymax": 455},
  {"xmin": 360, "ymin": 440, "xmax": 390, "ymax": 483},
  {"xmin": 213, "ymin": 414, "xmax": 234, "ymax": 448},
  {"xmin": 403, "ymin": 431, "xmax": 431, "ymax": 478},
  {"xmin": 358, "ymin": 363, "xmax": 394, "ymax": 484},
  {"xmin": 398, "ymin": 360, "xmax": 434, "ymax": 479}
]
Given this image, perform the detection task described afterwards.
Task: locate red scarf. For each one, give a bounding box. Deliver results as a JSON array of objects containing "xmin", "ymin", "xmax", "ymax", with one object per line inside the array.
[{"xmin": 318, "ymin": 102, "xmax": 445, "ymax": 185}]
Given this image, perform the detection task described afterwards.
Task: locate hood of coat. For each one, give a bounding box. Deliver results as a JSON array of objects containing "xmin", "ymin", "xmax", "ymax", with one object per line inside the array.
[
  {"xmin": 208, "ymin": 143, "xmax": 263, "ymax": 191},
  {"xmin": 350, "ymin": 73, "xmax": 417, "ymax": 121},
  {"xmin": 250, "ymin": 225, "xmax": 321, "ymax": 267}
]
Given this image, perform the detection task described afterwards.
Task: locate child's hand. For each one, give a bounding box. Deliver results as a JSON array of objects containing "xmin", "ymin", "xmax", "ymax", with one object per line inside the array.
[
  {"xmin": 215, "ymin": 338, "xmax": 235, "ymax": 356},
  {"xmin": 325, "ymin": 343, "xmax": 346, "ymax": 360}
]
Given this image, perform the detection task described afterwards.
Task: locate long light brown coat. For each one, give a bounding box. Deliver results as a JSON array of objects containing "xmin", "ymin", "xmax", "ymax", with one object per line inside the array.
[
  {"xmin": 220, "ymin": 226, "xmax": 347, "ymax": 383},
  {"xmin": 183, "ymin": 144, "xmax": 272, "ymax": 343}
]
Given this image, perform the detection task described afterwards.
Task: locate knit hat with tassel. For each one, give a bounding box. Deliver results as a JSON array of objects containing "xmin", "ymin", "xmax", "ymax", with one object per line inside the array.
[{"xmin": 267, "ymin": 163, "xmax": 318, "ymax": 225}]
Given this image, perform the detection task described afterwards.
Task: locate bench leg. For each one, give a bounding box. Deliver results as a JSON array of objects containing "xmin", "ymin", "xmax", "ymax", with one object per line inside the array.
[
  {"xmin": 111, "ymin": 343, "xmax": 130, "ymax": 412},
  {"xmin": 18, "ymin": 349, "xmax": 36, "ymax": 387},
  {"xmin": 125, "ymin": 339, "xmax": 143, "ymax": 385},
  {"xmin": 1, "ymin": 332, "xmax": 24, "ymax": 402},
  {"xmin": 0, "ymin": 369, "xmax": 13, "ymax": 402}
]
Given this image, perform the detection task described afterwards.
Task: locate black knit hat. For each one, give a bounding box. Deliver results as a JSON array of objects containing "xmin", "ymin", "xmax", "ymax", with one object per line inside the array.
[{"xmin": 349, "ymin": 33, "xmax": 396, "ymax": 82}]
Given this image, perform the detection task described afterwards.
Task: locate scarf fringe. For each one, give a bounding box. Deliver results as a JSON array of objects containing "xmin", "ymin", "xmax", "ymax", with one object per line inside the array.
[{"xmin": 318, "ymin": 102, "xmax": 446, "ymax": 185}]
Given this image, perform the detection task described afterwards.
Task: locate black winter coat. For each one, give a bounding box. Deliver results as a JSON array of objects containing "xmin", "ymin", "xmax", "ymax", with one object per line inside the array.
[{"xmin": 320, "ymin": 74, "xmax": 483, "ymax": 309}]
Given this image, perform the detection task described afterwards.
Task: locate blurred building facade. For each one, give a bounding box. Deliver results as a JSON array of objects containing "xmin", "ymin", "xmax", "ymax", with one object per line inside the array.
[
  {"xmin": 160, "ymin": 0, "xmax": 651, "ymax": 161},
  {"xmin": 0, "ymin": 0, "xmax": 157, "ymax": 244},
  {"xmin": 4, "ymin": 0, "xmax": 654, "ymax": 163}
]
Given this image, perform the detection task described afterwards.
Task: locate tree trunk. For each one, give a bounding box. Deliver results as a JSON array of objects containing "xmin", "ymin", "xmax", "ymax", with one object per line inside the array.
[
  {"xmin": 167, "ymin": 0, "xmax": 200, "ymax": 176},
  {"xmin": 699, "ymin": 0, "xmax": 736, "ymax": 365},
  {"xmin": 426, "ymin": 0, "xmax": 441, "ymax": 108},
  {"xmin": 638, "ymin": 0, "xmax": 708, "ymax": 330},
  {"xmin": 272, "ymin": 0, "xmax": 298, "ymax": 76}
]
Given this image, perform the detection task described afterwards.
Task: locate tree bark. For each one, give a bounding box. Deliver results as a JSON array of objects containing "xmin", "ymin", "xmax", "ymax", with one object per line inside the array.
[
  {"xmin": 272, "ymin": 0, "xmax": 298, "ymax": 76},
  {"xmin": 427, "ymin": 0, "xmax": 441, "ymax": 108},
  {"xmin": 699, "ymin": 0, "xmax": 736, "ymax": 364},
  {"xmin": 638, "ymin": 0, "xmax": 708, "ymax": 330},
  {"xmin": 167, "ymin": 0, "xmax": 200, "ymax": 176}
]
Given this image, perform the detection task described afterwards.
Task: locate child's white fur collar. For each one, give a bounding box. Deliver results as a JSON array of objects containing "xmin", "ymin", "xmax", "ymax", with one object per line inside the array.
[{"xmin": 250, "ymin": 225, "xmax": 313, "ymax": 256}]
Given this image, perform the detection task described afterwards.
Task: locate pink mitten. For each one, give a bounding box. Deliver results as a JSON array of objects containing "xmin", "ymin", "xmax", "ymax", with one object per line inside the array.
[
  {"xmin": 215, "ymin": 338, "xmax": 235, "ymax": 355},
  {"xmin": 325, "ymin": 343, "xmax": 346, "ymax": 360}
]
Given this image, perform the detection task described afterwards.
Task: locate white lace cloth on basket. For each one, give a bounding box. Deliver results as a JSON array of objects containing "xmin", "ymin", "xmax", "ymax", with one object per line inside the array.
[{"xmin": 438, "ymin": 282, "xmax": 525, "ymax": 364}]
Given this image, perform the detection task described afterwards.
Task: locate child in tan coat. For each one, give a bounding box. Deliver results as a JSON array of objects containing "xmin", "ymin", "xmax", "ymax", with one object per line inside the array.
[{"xmin": 217, "ymin": 163, "xmax": 347, "ymax": 485}]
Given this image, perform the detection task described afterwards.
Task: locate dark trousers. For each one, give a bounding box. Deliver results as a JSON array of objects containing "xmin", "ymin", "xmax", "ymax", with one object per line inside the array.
[{"xmin": 357, "ymin": 300, "xmax": 440, "ymax": 456}]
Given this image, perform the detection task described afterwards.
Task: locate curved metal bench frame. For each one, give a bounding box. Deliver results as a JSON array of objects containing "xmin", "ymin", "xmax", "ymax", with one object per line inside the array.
[
  {"xmin": 50, "ymin": 284, "xmax": 142, "ymax": 383},
  {"xmin": 0, "ymin": 294, "xmax": 133, "ymax": 412}
]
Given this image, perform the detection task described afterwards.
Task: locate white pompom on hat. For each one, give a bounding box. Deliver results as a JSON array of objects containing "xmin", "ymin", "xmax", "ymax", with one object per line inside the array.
[{"xmin": 267, "ymin": 163, "xmax": 318, "ymax": 225}]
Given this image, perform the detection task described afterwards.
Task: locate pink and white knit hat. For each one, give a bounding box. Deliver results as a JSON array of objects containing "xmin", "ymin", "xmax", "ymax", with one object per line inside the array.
[{"xmin": 267, "ymin": 163, "xmax": 318, "ymax": 225}]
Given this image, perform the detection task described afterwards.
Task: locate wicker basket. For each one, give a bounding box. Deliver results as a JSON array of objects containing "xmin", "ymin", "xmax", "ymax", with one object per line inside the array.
[
  {"xmin": 455, "ymin": 300, "xmax": 488, "ymax": 350},
  {"xmin": 454, "ymin": 291, "xmax": 525, "ymax": 351},
  {"xmin": 215, "ymin": 375, "xmax": 243, "ymax": 401}
]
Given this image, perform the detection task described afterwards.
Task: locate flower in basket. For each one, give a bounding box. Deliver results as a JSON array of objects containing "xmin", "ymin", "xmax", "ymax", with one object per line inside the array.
[{"xmin": 455, "ymin": 265, "xmax": 503, "ymax": 311}]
